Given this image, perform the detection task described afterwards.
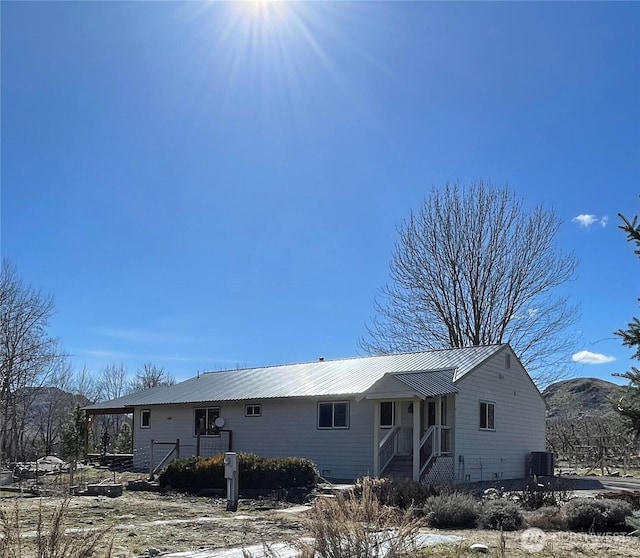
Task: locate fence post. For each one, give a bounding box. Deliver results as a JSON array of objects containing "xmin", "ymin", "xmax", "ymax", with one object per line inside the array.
[
  {"xmin": 176, "ymin": 439, "xmax": 180, "ymax": 460},
  {"xmin": 196, "ymin": 434, "xmax": 200, "ymax": 457},
  {"xmin": 150, "ymin": 439, "xmax": 154, "ymax": 475}
]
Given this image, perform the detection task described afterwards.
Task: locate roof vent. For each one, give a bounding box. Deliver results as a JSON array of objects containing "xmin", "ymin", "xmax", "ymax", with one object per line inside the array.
[{"xmin": 319, "ymin": 357, "xmax": 325, "ymax": 362}]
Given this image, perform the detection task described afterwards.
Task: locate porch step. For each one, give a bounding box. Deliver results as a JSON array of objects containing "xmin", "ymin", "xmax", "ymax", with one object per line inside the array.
[{"xmin": 382, "ymin": 455, "xmax": 413, "ymax": 479}]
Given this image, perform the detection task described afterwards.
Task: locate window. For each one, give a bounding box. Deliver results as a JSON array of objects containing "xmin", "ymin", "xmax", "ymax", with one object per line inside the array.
[
  {"xmin": 194, "ymin": 407, "xmax": 221, "ymax": 436},
  {"xmin": 480, "ymin": 401, "xmax": 495, "ymax": 430},
  {"xmin": 140, "ymin": 409, "xmax": 150, "ymax": 428},
  {"xmin": 380, "ymin": 401, "xmax": 394, "ymax": 427},
  {"xmin": 245, "ymin": 404, "xmax": 262, "ymax": 417},
  {"xmin": 318, "ymin": 401, "xmax": 349, "ymax": 429},
  {"xmin": 427, "ymin": 398, "xmax": 447, "ymax": 427}
]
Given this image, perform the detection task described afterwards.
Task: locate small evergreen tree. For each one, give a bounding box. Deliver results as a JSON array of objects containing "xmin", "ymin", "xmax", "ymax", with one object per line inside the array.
[
  {"xmin": 61, "ymin": 404, "xmax": 87, "ymax": 461},
  {"xmin": 615, "ymin": 213, "xmax": 640, "ymax": 436},
  {"xmin": 116, "ymin": 422, "xmax": 132, "ymax": 453}
]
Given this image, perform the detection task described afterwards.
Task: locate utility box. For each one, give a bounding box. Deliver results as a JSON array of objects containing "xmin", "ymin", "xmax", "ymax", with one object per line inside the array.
[
  {"xmin": 224, "ymin": 452, "xmax": 239, "ymax": 512},
  {"xmin": 224, "ymin": 452, "xmax": 238, "ymax": 479}
]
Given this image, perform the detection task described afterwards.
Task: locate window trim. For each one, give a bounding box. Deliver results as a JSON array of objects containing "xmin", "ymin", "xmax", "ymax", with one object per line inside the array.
[
  {"xmin": 194, "ymin": 406, "xmax": 221, "ymax": 437},
  {"xmin": 317, "ymin": 401, "xmax": 350, "ymax": 429},
  {"xmin": 140, "ymin": 409, "xmax": 151, "ymax": 429},
  {"xmin": 479, "ymin": 401, "xmax": 495, "ymax": 431},
  {"xmin": 245, "ymin": 404, "xmax": 262, "ymax": 417}
]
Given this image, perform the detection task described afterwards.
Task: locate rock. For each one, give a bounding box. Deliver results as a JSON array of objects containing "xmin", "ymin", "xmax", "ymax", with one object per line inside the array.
[
  {"xmin": 610, "ymin": 471, "xmax": 620, "ymax": 477},
  {"xmin": 470, "ymin": 543, "xmax": 490, "ymax": 553},
  {"xmin": 147, "ymin": 548, "xmax": 160, "ymax": 557}
]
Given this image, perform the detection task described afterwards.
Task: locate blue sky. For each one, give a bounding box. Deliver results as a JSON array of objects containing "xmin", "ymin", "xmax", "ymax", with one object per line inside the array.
[{"xmin": 2, "ymin": 1, "xmax": 639, "ymax": 386}]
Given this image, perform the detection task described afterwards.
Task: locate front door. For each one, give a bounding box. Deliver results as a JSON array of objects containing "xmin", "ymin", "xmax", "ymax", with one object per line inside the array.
[{"xmin": 399, "ymin": 401, "xmax": 413, "ymax": 454}]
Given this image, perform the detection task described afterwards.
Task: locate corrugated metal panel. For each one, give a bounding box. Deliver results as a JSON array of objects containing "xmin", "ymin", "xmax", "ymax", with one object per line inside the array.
[
  {"xmin": 392, "ymin": 370, "xmax": 458, "ymax": 397},
  {"xmin": 85, "ymin": 344, "xmax": 504, "ymax": 410}
]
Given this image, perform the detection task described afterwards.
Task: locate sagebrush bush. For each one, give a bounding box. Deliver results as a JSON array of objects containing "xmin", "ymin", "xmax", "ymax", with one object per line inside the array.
[
  {"xmin": 516, "ymin": 480, "xmax": 571, "ymax": 510},
  {"xmin": 158, "ymin": 453, "xmax": 318, "ymax": 493},
  {"xmin": 480, "ymin": 500, "xmax": 524, "ymax": 531},
  {"xmin": 562, "ymin": 497, "xmax": 633, "ymax": 532},
  {"xmin": 301, "ymin": 477, "xmax": 424, "ymax": 558},
  {"xmin": 526, "ymin": 506, "xmax": 566, "ymax": 531},
  {"xmin": 353, "ymin": 477, "xmax": 436, "ymax": 510},
  {"xmin": 424, "ymin": 491, "xmax": 479, "ymax": 529},
  {"xmin": 597, "ymin": 491, "xmax": 640, "ymax": 511}
]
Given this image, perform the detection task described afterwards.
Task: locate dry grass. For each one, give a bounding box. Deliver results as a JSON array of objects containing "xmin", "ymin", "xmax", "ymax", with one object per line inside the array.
[
  {"xmin": 0, "ymin": 498, "xmax": 113, "ymax": 558},
  {"xmin": 297, "ymin": 477, "xmax": 425, "ymax": 558}
]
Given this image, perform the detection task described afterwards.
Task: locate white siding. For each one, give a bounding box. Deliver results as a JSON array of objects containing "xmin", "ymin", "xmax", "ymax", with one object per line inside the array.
[
  {"xmin": 133, "ymin": 397, "xmax": 375, "ymax": 480},
  {"xmin": 453, "ymin": 348, "xmax": 545, "ymax": 482}
]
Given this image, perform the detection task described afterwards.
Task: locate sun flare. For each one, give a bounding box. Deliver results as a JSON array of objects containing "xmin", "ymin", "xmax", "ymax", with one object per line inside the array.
[{"xmin": 237, "ymin": 0, "xmax": 290, "ymax": 23}]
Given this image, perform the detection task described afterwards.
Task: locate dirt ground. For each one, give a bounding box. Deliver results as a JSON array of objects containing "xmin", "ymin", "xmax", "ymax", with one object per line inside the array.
[
  {"xmin": 2, "ymin": 469, "xmax": 640, "ymax": 558},
  {"xmin": 2, "ymin": 487, "xmax": 310, "ymax": 557}
]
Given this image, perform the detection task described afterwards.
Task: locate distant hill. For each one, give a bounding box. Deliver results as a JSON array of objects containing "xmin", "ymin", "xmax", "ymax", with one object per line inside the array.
[{"xmin": 542, "ymin": 377, "xmax": 624, "ymax": 419}]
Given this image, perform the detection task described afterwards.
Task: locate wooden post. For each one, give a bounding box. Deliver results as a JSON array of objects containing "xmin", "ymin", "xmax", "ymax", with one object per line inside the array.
[
  {"xmin": 176, "ymin": 439, "xmax": 180, "ymax": 460},
  {"xmin": 435, "ymin": 395, "xmax": 442, "ymax": 456},
  {"xmin": 412, "ymin": 397, "xmax": 420, "ymax": 481},
  {"xmin": 84, "ymin": 410, "xmax": 91, "ymax": 462},
  {"xmin": 373, "ymin": 402, "xmax": 380, "ymax": 477},
  {"xmin": 196, "ymin": 434, "xmax": 201, "ymax": 457},
  {"xmin": 150, "ymin": 439, "xmax": 154, "ymax": 475}
]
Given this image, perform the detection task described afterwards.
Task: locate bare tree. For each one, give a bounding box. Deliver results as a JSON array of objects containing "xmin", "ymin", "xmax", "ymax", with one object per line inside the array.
[
  {"xmin": 0, "ymin": 260, "xmax": 64, "ymax": 462},
  {"xmin": 29, "ymin": 358, "xmax": 75, "ymax": 457},
  {"xmin": 95, "ymin": 363, "xmax": 131, "ymax": 449},
  {"xmin": 360, "ymin": 182, "xmax": 578, "ymax": 386},
  {"xmin": 73, "ymin": 365, "xmax": 100, "ymax": 403},
  {"xmin": 130, "ymin": 362, "xmax": 175, "ymax": 393},
  {"xmin": 96, "ymin": 363, "xmax": 129, "ymax": 401}
]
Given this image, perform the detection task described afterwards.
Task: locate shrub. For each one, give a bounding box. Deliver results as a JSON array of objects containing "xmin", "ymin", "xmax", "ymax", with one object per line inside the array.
[
  {"xmin": 562, "ymin": 497, "xmax": 633, "ymax": 532},
  {"xmin": 424, "ymin": 492, "xmax": 479, "ymax": 529},
  {"xmin": 526, "ymin": 506, "xmax": 566, "ymax": 531},
  {"xmin": 158, "ymin": 453, "xmax": 318, "ymax": 493},
  {"xmin": 597, "ymin": 490, "xmax": 640, "ymax": 511},
  {"xmin": 301, "ymin": 478, "xmax": 424, "ymax": 558},
  {"xmin": 480, "ymin": 500, "xmax": 524, "ymax": 531},
  {"xmin": 353, "ymin": 477, "xmax": 437, "ymax": 510},
  {"xmin": 516, "ymin": 480, "xmax": 571, "ymax": 510}
]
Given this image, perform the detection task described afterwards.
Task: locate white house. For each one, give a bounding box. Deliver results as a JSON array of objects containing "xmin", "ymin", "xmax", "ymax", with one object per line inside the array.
[{"xmin": 85, "ymin": 344, "xmax": 547, "ymax": 483}]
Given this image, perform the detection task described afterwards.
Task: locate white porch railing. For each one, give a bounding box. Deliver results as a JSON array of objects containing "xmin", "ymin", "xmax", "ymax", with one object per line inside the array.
[
  {"xmin": 379, "ymin": 426, "xmax": 400, "ymax": 473},
  {"xmin": 419, "ymin": 425, "xmax": 436, "ymax": 478},
  {"xmin": 419, "ymin": 425, "xmax": 452, "ymax": 478}
]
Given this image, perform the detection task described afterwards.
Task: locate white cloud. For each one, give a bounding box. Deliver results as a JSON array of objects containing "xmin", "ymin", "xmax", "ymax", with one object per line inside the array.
[
  {"xmin": 572, "ymin": 214, "xmax": 608, "ymax": 228},
  {"xmin": 571, "ymin": 350, "xmax": 616, "ymax": 364}
]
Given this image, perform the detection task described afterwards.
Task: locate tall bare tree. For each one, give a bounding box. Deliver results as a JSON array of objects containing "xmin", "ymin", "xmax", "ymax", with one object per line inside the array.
[
  {"xmin": 97, "ymin": 363, "xmax": 129, "ymax": 401},
  {"xmin": 130, "ymin": 362, "xmax": 175, "ymax": 393},
  {"xmin": 0, "ymin": 260, "xmax": 64, "ymax": 462},
  {"xmin": 94, "ymin": 363, "xmax": 131, "ymax": 449},
  {"xmin": 360, "ymin": 182, "xmax": 578, "ymax": 385},
  {"xmin": 73, "ymin": 365, "xmax": 100, "ymax": 404}
]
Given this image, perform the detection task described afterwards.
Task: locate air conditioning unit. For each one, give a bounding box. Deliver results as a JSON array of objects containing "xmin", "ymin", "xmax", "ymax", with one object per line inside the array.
[{"xmin": 530, "ymin": 451, "xmax": 554, "ymax": 476}]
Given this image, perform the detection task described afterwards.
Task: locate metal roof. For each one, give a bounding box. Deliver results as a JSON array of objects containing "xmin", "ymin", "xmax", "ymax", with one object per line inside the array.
[
  {"xmin": 393, "ymin": 370, "xmax": 459, "ymax": 398},
  {"xmin": 85, "ymin": 344, "xmax": 505, "ymax": 411}
]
